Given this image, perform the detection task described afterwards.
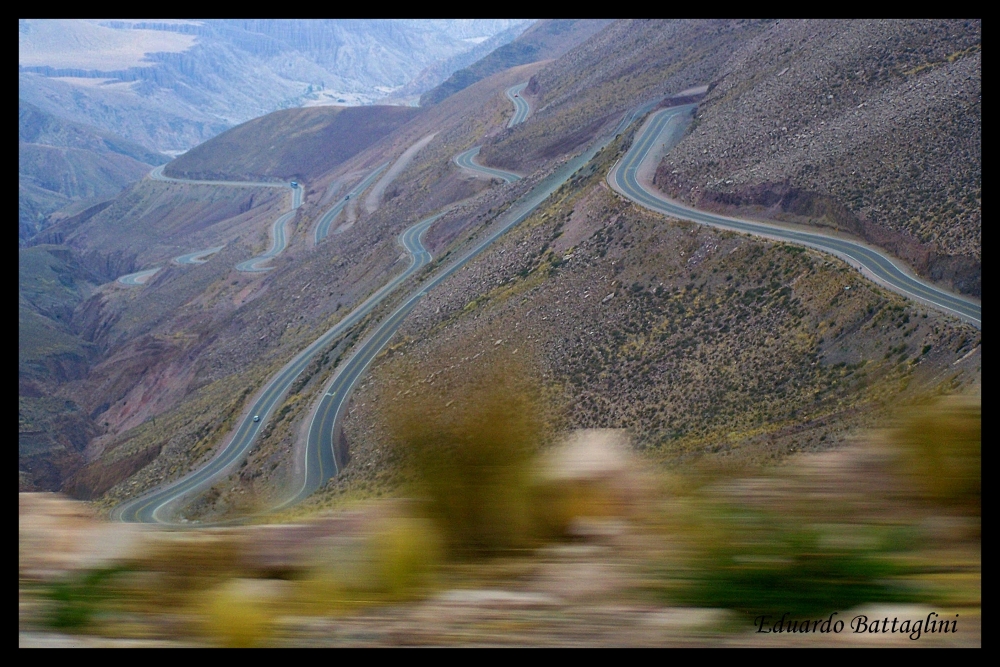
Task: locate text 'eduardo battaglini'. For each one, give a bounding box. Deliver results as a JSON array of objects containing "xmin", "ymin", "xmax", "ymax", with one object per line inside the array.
[{"xmin": 754, "ymin": 612, "xmax": 959, "ymax": 640}]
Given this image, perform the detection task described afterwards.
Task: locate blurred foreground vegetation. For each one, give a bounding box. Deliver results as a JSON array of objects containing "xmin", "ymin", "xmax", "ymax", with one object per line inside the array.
[{"xmin": 22, "ymin": 387, "xmax": 979, "ymax": 646}]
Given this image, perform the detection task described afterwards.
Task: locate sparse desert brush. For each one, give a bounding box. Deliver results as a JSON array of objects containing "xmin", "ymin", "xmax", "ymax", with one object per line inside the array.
[
  {"xmin": 368, "ymin": 516, "xmax": 443, "ymax": 599},
  {"xmin": 648, "ymin": 394, "xmax": 980, "ymax": 617},
  {"xmin": 142, "ymin": 531, "xmax": 243, "ymax": 577},
  {"xmin": 532, "ymin": 478, "xmax": 620, "ymax": 540},
  {"xmin": 646, "ymin": 447, "xmax": 928, "ymax": 617},
  {"xmin": 295, "ymin": 515, "xmax": 443, "ymax": 613},
  {"xmin": 200, "ymin": 578, "xmax": 278, "ymax": 647},
  {"xmin": 384, "ymin": 354, "xmax": 549, "ymax": 558},
  {"xmin": 887, "ymin": 392, "xmax": 980, "ymax": 515},
  {"xmin": 134, "ymin": 531, "xmax": 245, "ymax": 605}
]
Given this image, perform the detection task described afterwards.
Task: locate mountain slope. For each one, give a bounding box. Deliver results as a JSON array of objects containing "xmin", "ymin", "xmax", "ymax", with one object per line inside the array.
[
  {"xmin": 19, "ymin": 101, "xmax": 169, "ymax": 243},
  {"xmin": 652, "ymin": 19, "xmax": 981, "ymax": 296},
  {"xmin": 19, "ymin": 20, "xmax": 979, "ymax": 518},
  {"xmin": 478, "ymin": 20, "xmax": 768, "ymax": 171},
  {"xmin": 420, "ymin": 19, "xmax": 613, "ymax": 106},
  {"xmin": 19, "ymin": 245, "xmax": 105, "ymax": 491},
  {"xmin": 164, "ymin": 105, "xmax": 420, "ymax": 183}
]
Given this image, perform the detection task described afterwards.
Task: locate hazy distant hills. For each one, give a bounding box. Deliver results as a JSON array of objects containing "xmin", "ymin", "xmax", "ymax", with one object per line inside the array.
[
  {"xmin": 380, "ymin": 22, "xmax": 534, "ymax": 104},
  {"xmin": 19, "ymin": 19, "xmax": 531, "ymax": 154},
  {"xmin": 19, "ymin": 101, "xmax": 169, "ymax": 243}
]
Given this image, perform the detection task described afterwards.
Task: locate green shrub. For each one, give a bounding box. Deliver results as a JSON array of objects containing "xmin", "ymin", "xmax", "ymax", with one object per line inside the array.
[
  {"xmin": 666, "ymin": 502, "xmax": 918, "ymax": 617},
  {"xmin": 42, "ymin": 566, "xmax": 128, "ymax": 631}
]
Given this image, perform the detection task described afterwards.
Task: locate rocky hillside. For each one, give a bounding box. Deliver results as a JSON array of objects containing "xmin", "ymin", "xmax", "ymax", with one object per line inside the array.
[
  {"xmin": 19, "ymin": 246, "xmax": 106, "ymax": 491},
  {"xmin": 19, "ymin": 101, "xmax": 168, "ymax": 243},
  {"xmin": 332, "ymin": 139, "xmax": 980, "ymax": 503},
  {"xmin": 478, "ymin": 20, "xmax": 768, "ymax": 172},
  {"xmin": 653, "ymin": 19, "xmax": 981, "ymax": 296},
  {"xmin": 23, "ymin": 67, "xmax": 534, "ymax": 499}
]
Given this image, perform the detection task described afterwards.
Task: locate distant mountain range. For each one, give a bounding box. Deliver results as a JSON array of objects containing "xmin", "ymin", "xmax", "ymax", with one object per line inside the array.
[{"xmin": 19, "ymin": 19, "xmax": 532, "ymax": 154}]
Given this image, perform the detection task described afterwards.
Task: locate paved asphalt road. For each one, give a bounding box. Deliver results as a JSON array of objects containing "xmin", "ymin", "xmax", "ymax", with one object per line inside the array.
[
  {"xmin": 115, "ymin": 80, "xmax": 543, "ymax": 521},
  {"xmin": 149, "ymin": 165, "xmax": 291, "ymax": 191},
  {"xmin": 292, "ymin": 91, "xmax": 649, "ymax": 501},
  {"xmin": 452, "ymin": 82, "xmax": 528, "ymax": 184},
  {"xmin": 120, "ymin": 166, "xmax": 301, "ymax": 282},
  {"xmin": 609, "ymin": 105, "xmax": 982, "ymax": 327},
  {"xmin": 506, "ymin": 82, "xmax": 530, "ymax": 128},
  {"xmin": 114, "ymin": 77, "xmax": 630, "ymax": 522},
  {"xmin": 453, "ymin": 146, "xmax": 521, "ymax": 183},
  {"xmin": 314, "ymin": 163, "xmax": 389, "ymax": 244},
  {"xmin": 235, "ymin": 181, "xmax": 304, "ymax": 272},
  {"xmin": 235, "ymin": 209, "xmax": 297, "ymax": 273},
  {"xmin": 116, "ymin": 267, "xmax": 161, "ymax": 286},
  {"xmin": 112, "ymin": 209, "xmax": 448, "ymax": 523},
  {"xmin": 153, "ymin": 163, "xmax": 303, "ymax": 268},
  {"xmin": 174, "ymin": 246, "xmax": 224, "ymax": 265},
  {"xmin": 279, "ymin": 211, "xmax": 445, "ymax": 508},
  {"xmin": 119, "ymin": 85, "xmax": 959, "ymax": 522}
]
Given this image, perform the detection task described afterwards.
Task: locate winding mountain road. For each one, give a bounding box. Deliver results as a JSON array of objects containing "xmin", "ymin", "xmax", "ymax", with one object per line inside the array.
[
  {"xmin": 314, "ymin": 163, "xmax": 389, "ymax": 244},
  {"xmin": 174, "ymin": 246, "xmax": 224, "ymax": 265},
  {"xmin": 235, "ymin": 209, "xmax": 297, "ymax": 273},
  {"xmin": 281, "ymin": 210, "xmax": 446, "ymax": 507},
  {"xmin": 453, "ymin": 146, "xmax": 521, "ymax": 183},
  {"xmin": 116, "ymin": 80, "xmax": 979, "ymax": 524},
  {"xmin": 506, "ymin": 82, "xmax": 530, "ymax": 128},
  {"xmin": 116, "ymin": 267, "xmax": 161, "ymax": 286},
  {"xmin": 297, "ymin": 86, "xmax": 646, "ymax": 498},
  {"xmin": 115, "ymin": 81, "xmax": 540, "ymax": 522},
  {"xmin": 234, "ymin": 181, "xmax": 303, "ymax": 272},
  {"xmin": 118, "ymin": 167, "xmax": 301, "ymax": 284},
  {"xmin": 111, "ymin": 210, "xmax": 447, "ymax": 523},
  {"xmin": 609, "ymin": 105, "xmax": 982, "ymax": 327},
  {"xmin": 149, "ymin": 165, "xmax": 293, "ymax": 193}
]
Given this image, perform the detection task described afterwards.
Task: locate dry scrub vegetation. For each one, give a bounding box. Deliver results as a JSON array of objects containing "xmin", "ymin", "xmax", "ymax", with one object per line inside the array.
[
  {"xmin": 332, "ymin": 133, "xmax": 979, "ymax": 506},
  {"xmin": 20, "ymin": 393, "xmax": 979, "ymax": 646}
]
